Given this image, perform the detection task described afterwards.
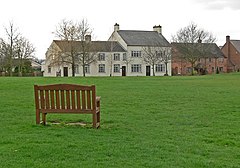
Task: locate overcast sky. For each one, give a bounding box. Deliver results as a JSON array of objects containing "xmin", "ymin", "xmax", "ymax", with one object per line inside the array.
[{"xmin": 0, "ymin": 0, "xmax": 240, "ymax": 59}]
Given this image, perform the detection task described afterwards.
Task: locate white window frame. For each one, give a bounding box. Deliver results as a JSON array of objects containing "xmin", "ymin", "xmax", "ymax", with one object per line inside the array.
[
  {"xmin": 48, "ymin": 66, "xmax": 51, "ymax": 73},
  {"xmin": 123, "ymin": 53, "xmax": 127, "ymax": 61},
  {"xmin": 131, "ymin": 51, "xmax": 141, "ymax": 58},
  {"xmin": 131, "ymin": 64, "xmax": 142, "ymax": 73},
  {"xmin": 75, "ymin": 64, "xmax": 79, "ymax": 74},
  {"xmin": 84, "ymin": 65, "xmax": 90, "ymax": 74},
  {"xmin": 113, "ymin": 64, "xmax": 120, "ymax": 73},
  {"xmin": 98, "ymin": 53, "xmax": 105, "ymax": 61},
  {"xmin": 156, "ymin": 64, "xmax": 165, "ymax": 72},
  {"xmin": 98, "ymin": 64, "xmax": 105, "ymax": 73},
  {"xmin": 113, "ymin": 53, "xmax": 120, "ymax": 61}
]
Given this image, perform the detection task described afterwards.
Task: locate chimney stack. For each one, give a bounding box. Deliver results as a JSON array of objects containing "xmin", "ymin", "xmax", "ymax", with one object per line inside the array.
[
  {"xmin": 226, "ymin": 35, "xmax": 230, "ymax": 43},
  {"xmin": 85, "ymin": 35, "xmax": 91, "ymax": 42},
  {"xmin": 153, "ymin": 25, "xmax": 162, "ymax": 34},
  {"xmin": 114, "ymin": 23, "xmax": 119, "ymax": 32}
]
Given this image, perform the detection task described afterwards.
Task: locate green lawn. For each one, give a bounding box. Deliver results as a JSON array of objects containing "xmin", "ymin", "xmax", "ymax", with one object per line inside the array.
[{"xmin": 0, "ymin": 74, "xmax": 239, "ymax": 168}]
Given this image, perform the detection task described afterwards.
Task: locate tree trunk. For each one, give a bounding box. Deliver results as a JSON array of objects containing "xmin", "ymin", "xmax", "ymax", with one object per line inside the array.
[
  {"xmin": 165, "ymin": 62, "xmax": 168, "ymax": 76},
  {"xmin": 71, "ymin": 64, "xmax": 75, "ymax": 77},
  {"xmin": 83, "ymin": 64, "xmax": 86, "ymax": 77},
  {"xmin": 152, "ymin": 64, "xmax": 155, "ymax": 76},
  {"xmin": 191, "ymin": 62, "xmax": 194, "ymax": 75}
]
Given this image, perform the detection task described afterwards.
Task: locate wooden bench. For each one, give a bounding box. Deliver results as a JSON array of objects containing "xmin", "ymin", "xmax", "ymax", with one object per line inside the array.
[{"xmin": 34, "ymin": 84, "xmax": 100, "ymax": 128}]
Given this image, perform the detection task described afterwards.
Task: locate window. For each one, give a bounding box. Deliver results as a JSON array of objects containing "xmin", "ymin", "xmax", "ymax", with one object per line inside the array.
[
  {"xmin": 123, "ymin": 53, "xmax": 127, "ymax": 61},
  {"xmin": 114, "ymin": 53, "xmax": 120, "ymax": 61},
  {"xmin": 98, "ymin": 64, "xmax": 105, "ymax": 73},
  {"xmin": 131, "ymin": 51, "xmax": 141, "ymax": 57},
  {"xmin": 114, "ymin": 64, "xmax": 120, "ymax": 73},
  {"xmin": 84, "ymin": 65, "xmax": 90, "ymax": 74},
  {"xmin": 131, "ymin": 64, "xmax": 142, "ymax": 72},
  {"xmin": 48, "ymin": 66, "xmax": 51, "ymax": 73},
  {"xmin": 156, "ymin": 64, "xmax": 165, "ymax": 72},
  {"xmin": 98, "ymin": 53, "xmax": 105, "ymax": 61},
  {"xmin": 218, "ymin": 58, "xmax": 224, "ymax": 63},
  {"xmin": 74, "ymin": 65, "xmax": 79, "ymax": 74},
  {"xmin": 209, "ymin": 58, "xmax": 212, "ymax": 62}
]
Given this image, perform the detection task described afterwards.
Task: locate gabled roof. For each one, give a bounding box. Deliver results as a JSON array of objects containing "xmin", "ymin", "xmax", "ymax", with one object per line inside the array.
[
  {"xmin": 230, "ymin": 40, "xmax": 240, "ymax": 53},
  {"xmin": 117, "ymin": 30, "xmax": 170, "ymax": 47},
  {"xmin": 53, "ymin": 40, "xmax": 126, "ymax": 52},
  {"xmin": 171, "ymin": 43, "xmax": 225, "ymax": 58}
]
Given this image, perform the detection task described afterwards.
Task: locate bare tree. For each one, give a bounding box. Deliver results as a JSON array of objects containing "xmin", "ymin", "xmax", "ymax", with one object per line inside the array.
[
  {"xmin": 0, "ymin": 38, "xmax": 7, "ymax": 72},
  {"xmin": 142, "ymin": 46, "xmax": 162, "ymax": 76},
  {"xmin": 15, "ymin": 36, "xmax": 35, "ymax": 76},
  {"xmin": 53, "ymin": 19, "xmax": 96, "ymax": 77},
  {"xmin": 172, "ymin": 22, "xmax": 216, "ymax": 75},
  {"xmin": 4, "ymin": 22, "xmax": 20, "ymax": 76},
  {"xmin": 122, "ymin": 52, "xmax": 133, "ymax": 76},
  {"xmin": 142, "ymin": 45, "xmax": 171, "ymax": 76}
]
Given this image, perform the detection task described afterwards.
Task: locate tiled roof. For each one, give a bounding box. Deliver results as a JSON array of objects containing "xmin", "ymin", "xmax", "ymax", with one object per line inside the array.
[
  {"xmin": 171, "ymin": 43, "xmax": 225, "ymax": 58},
  {"xmin": 117, "ymin": 30, "xmax": 170, "ymax": 47},
  {"xmin": 230, "ymin": 40, "xmax": 240, "ymax": 53},
  {"xmin": 53, "ymin": 40, "xmax": 126, "ymax": 52}
]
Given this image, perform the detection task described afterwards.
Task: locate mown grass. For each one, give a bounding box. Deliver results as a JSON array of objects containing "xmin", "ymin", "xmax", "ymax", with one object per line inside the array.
[{"xmin": 0, "ymin": 74, "xmax": 239, "ymax": 168}]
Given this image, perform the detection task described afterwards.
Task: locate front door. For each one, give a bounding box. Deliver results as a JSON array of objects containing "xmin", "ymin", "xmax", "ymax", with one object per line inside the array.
[
  {"xmin": 122, "ymin": 66, "xmax": 126, "ymax": 76},
  {"xmin": 63, "ymin": 67, "xmax": 68, "ymax": 77},
  {"xmin": 146, "ymin": 66, "xmax": 151, "ymax": 76}
]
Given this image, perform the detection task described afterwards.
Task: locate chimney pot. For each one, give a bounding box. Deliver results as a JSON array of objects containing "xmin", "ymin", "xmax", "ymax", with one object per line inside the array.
[
  {"xmin": 226, "ymin": 35, "xmax": 230, "ymax": 42},
  {"xmin": 85, "ymin": 35, "xmax": 91, "ymax": 42},
  {"xmin": 153, "ymin": 25, "xmax": 162, "ymax": 34},
  {"xmin": 114, "ymin": 23, "xmax": 119, "ymax": 32}
]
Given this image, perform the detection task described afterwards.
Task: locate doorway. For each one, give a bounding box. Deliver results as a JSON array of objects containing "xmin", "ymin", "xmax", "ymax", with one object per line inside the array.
[
  {"xmin": 122, "ymin": 66, "xmax": 126, "ymax": 76},
  {"xmin": 146, "ymin": 66, "xmax": 151, "ymax": 76},
  {"xmin": 63, "ymin": 67, "xmax": 68, "ymax": 77}
]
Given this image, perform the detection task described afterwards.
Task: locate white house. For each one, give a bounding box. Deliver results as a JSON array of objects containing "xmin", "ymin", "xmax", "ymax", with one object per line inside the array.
[
  {"xmin": 43, "ymin": 23, "xmax": 171, "ymax": 77},
  {"xmin": 109, "ymin": 23, "xmax": 172, "ymax": 76}
]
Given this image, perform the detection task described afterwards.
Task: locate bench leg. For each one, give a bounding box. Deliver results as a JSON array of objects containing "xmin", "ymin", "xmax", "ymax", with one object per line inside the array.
[
  {"xmin": 97, "ymin": 111, "xmax": 100, "ymax": 127},
  {"xmin": 36, "ymin": 109, "xmax": 40, "ymax": 124},
  {"xmin": 42, "ymin": 113, "xmax": 47, "ymax": 125},
  {"xmin": 92, "ymin": 113, "xmax": 97, "ymax": 128}
]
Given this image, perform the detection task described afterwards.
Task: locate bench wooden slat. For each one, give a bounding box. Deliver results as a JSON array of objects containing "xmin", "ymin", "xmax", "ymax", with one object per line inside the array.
[
  {"xmin": 50, "ymin": 90, "xmax": 55, "ymax": 109},
  {"xmin": 45, "ymin": 90, "xmax": 50, "ymax": 109},
  {"xmin": 76, "ymin": 90, "xmax": 81, "ymax": 109},
  {"xmin": 40, "ymin": 90, "xmax": 45, "ymax": 109},
  {"xmin": 61, "ymin": 90, "xmax": 65, "ymax": 109},
  {"xmin": 56, "ymin": 90, "xmax": 60, "ymax": 109},
  {"xmin": 87, "ymin": 90, "xmax": 91, "ymax": 109},
  {"xmin": 81, "ymin": 90, "xmax": 86, "ymax": 110},
  {"xmin": 71, "ymin": 90, "xmax": 76, "ymax": 110},
  {"xmin": 66, "ymin": 90, "xmax": 70, "ymax": 109}
]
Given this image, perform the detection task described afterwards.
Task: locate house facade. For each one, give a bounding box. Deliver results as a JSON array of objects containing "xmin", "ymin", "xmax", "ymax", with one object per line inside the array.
[
  {"xmin": 109, "ymin": 24, "xmax": 172, "ymax": 76},
  {"xmin": 42, "ymin": 40, "xmax": 127, "ymax": 77},
  {"xmin": 42, "ymin": 23, "xmax": 172, "ymax": 77},
  {"xmin": 171, "ymin": 43, "xmax": 227, "ymax": 75},
  {"xmin": 221, "ymin": 36, "xmax": 240, "ymax": 72}
]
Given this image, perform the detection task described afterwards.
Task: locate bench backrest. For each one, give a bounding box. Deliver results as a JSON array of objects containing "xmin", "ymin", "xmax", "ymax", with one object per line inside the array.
[{"xmin": 34, "ymin": 84, "xmax": 96, "ymax": 113}]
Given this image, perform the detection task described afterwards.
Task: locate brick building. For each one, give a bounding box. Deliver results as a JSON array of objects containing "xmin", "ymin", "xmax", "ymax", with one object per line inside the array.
[
  {"xmin": 221, "ymin": 36, "xmax": 240, "ymax": 72},
  {"xmin": 172, "ymin": 43, "xmax": 227, "ymax": 75}
]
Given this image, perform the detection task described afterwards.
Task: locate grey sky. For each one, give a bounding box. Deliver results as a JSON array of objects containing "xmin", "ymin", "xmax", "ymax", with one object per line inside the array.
[
  {"xmin": 0, "ymin": 0, "xmax": 239, "ymax": 59},
  {"xmin": 194, "ymin": 0, "xmax": 240, "ymax": 10}
]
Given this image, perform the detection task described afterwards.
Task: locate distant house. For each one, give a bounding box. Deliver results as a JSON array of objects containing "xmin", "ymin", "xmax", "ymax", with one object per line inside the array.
[
  {"xmin": 109, "ymin": 24, "xmax": 172, "ymax": 76},
  {"xmin": 221, "ymin": 36, "xmax": 240, "ymax": 72},
  {"xmin": 171, "ymin": 43, "xmax": 227, "ymax": 75},
  {"xmin": 43, "ymin": 39, "xmax": 126, "ymax": 77}
]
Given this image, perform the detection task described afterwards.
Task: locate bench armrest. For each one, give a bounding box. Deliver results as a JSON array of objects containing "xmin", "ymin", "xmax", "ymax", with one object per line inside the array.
[{"xmin": 96, "ymin": 96, "xmax": 101, "ymax": 102}]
